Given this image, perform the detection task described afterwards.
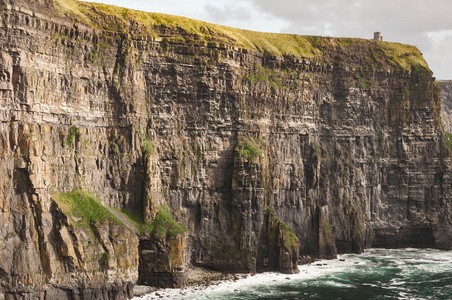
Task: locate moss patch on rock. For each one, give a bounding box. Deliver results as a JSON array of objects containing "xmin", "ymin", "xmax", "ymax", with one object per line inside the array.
[
  {"xmin": 52, "ymin": 189, "xmax": 122, "ymax": 233},
  {"xmin": 237, "ymin": 140, "xmax": 263, "ymax": 161},
  {"xmin": 117, "ymin": 206, "xmax": 187, "ymax": 238},
  {"xmin": 66, "ymin": 125, "xmax": 81, "ymax": 147},
  {"xmin": 145, "ymin": 208, "xmax": 187, "ymax": 238},
  {"xmin": 268, "ymin": 210, "xmax": 299, "ymax": 248},
  {"xmin": 444, "ymin": 132, "xmax": 452, "ymax": 151}
]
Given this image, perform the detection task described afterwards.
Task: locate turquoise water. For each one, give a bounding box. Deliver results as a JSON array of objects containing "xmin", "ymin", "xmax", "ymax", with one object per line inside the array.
[{"xmin": 134, "ymin": 248, "xmax": 452, "ymax": 300}]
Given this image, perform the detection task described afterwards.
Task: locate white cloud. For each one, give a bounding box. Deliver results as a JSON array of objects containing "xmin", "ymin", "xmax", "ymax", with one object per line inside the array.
[
  {"xmin": 428, "ymin": 30, "xmax": 452, "ymax": 42},
  {"xmin": 425, "ymin": 30, "xmax": 452, "ymax": 79},
  {"xmin": 202, "ymin": 1, "xmax": 288, "ymax": 32},
  {"xmin": 204, "ymin": 3, "xmax": 252, "ymax": 23}
]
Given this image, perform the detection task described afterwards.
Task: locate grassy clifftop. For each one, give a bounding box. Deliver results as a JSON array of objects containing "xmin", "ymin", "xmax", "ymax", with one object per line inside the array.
[{"xmin": 53, "ymin": 0, "xmax": 429, "ymax": 72}]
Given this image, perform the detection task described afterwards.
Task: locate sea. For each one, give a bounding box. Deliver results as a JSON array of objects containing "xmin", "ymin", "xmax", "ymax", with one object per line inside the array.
[{"xmin": 133, "ymin": 248, "xmax": 452, "ymax": 300}]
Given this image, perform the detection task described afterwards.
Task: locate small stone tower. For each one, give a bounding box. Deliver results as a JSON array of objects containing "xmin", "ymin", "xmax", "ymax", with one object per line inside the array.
[{"xmin": 374, "ymin": 32, "xmax": 383, "ymax": 41}]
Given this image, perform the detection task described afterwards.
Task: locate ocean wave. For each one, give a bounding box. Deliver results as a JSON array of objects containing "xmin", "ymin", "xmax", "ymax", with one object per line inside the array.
[{"xmin": 132, "ymin": 249, "xmax": 452, "ymax": 300}]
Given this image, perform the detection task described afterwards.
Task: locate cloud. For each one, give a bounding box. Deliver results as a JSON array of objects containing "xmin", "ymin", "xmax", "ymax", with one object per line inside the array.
[
  {"xmin": 204, "ymin": 3, "xmax": 252, "ymax": 23},
  {"xmin": 203, "ymin": 1, "xmax": 289, "ymax": 32},
  {"xmin": 424, "ymin": 30, "xmax": 452, "ymax": 79},
  {"xmin": 251, "ymin": 0, "xmax": 451, "ymax": 36}
]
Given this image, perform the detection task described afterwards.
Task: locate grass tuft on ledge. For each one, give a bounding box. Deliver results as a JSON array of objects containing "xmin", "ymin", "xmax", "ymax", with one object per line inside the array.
[
  {"xmin": 114, "ymin": 207, "xmax": 187, "ymax": 238},
  {"xmin": 52, "ymin": 189, "xmax": 122, "ymax": 233},
  {"xmin": 145, "ymin": 208, "xmax": 187, "ymax": 238}
]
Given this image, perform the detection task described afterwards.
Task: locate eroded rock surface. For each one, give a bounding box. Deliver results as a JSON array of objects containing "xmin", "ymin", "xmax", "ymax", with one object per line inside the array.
[
  {"xmin": 439, "ymin": 80, "xmax": 452, "ymax": 132},
  {"xmin": 0, "ymin": 0, "xmax": 451, "ymax": 298}
]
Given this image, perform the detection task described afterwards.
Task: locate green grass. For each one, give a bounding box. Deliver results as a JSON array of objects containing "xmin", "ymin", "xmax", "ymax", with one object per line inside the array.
[
  {"xmin": 144, "ymin": 208, "xmax": 187, "ymax": 238},
  {"xmin": 99, "ymin": 252, "xmax": 110, "ymax": 263},
  {"xmin": 66, "ymin": 125, "xmax": 81, "ymax": 146},
  {"xmin": 143, "ymin": 140, "xmax": 155, "ymax": 155},
  {"xmin": 52, "ymin": 190, "xmax": 122, "ymax": 234},
  {"xmin": 237, "ymin": 141, "xmax": 263, "ymax": 161},
  {"xmin": 53, "ymin": 0, "xmax": 429, "ymax": 72},
  {"xmin": 244, "ymin": 64, "xmax": 273, "ymax": 84},
  {"xmin": 279, "ymin": 221, "xmax": 299, "ymax": 248},
  {"xmin": 269, "ymin": 210, "xmax": 299, "ymax": 248},
  {"xmin": 115, "ymin": 207, "xmax": 187, "ymax": 238},
  {"xmin": 113, "ymin": 208, "xmax": 144, "ymax": 230},
  {"xmin": 243, "ymin": 63, "xmax": 290, "ymax": 90},
  {"xmin": 54, "ymin": 0, "xmax": 93, "ymax": 25},
  {"xmin": 55, "ymin": 0, "xmax": 324, "ymax": 57},
  {"xmin": 373, "ymin": 42, "xmax": 429, "ymax": 72},
  {"xmin": 444, "ymin": 132, "xmax": 452, "ymax": 150}
]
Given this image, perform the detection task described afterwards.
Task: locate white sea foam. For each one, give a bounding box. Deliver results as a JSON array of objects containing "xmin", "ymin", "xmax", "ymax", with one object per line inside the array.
[
  {"xmin": 132, "ymin": 249, "xmax": 452, "ymax": 300},
  {"xmin": 132, "ymin": 256, "xmax": 367, "ymax": 300}
]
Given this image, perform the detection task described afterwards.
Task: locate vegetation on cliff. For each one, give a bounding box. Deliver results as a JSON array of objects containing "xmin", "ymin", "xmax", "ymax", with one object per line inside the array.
[
  {"xmin": 269, "ymin": 211, "xmax": 299, "ymax": 248},
  {"xmin": 237, "ymin": 140, "xmax": 263, "ymax": 161},
  {"xmin": 114, "ymin": 206, "xmax": 187, "ymax": 237},
  {"xmin": 54, "ymin": 0, "xmax": 429, "ymax": 73},
  {"xmin": 443, "ymin": 132, "xmax": 452, "ymax": 151},
  {"xmin": 66, "ymin": 125, "xmax": 81, "ymax": 147},
  {"xmin": 146, "ymin": 208, "xmax": 188, "ymax": 238},
  {"xmin": 52, "ymin": 190, "xmax": 123, "ymax": 233},
  {"xmin": 52, "ymin": 191, "xmax": 150, "ymax": 263}
]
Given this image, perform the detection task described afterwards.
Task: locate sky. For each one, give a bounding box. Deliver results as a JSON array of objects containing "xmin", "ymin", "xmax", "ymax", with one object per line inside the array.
[{"xmin": 80, "ymin": 0, "xmax": 452, "ymax": 79}]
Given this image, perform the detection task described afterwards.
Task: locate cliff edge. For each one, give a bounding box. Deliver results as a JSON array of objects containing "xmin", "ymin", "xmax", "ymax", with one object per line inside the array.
[{"xmin": 0, "ymin": 0, "xmax": 451, "ymax": 299}]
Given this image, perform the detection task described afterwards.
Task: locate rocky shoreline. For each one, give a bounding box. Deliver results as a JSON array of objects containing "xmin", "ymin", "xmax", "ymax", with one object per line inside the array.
[
  {"xmin": 134, "ymin": 255, "xmax": 317, "ymax": 298},
  {"xmin": 133, "ymin": 267, "xmax": 245, "ymax": 298}
]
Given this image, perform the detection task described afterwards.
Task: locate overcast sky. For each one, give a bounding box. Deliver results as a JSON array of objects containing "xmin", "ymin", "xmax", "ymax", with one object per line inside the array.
[{"xmin": 80, "ymin": 0, "xmax": 452, "ymax": 79}]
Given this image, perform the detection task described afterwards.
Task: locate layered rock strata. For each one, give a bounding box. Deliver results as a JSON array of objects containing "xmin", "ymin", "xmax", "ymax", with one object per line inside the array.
[
  {"xmin": 439, "ymin": 80, "xmax": 452, "ymax": 132},
  {"xmin": 0, "ymin": 0, "xmax": 451, "ymax": 298}
]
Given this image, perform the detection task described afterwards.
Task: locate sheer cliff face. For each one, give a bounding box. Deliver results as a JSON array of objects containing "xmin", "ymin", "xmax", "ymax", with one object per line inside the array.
[
  {"xmin": 1, "ymin": 0, "xmax": 452, "ymax": 298},
  {"xmin": 439, "ymin": 81, "xmax": 452, "ymax": 132}
]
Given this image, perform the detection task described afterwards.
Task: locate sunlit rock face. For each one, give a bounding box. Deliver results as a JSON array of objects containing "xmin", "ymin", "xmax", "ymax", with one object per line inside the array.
[{"xmin": 0, "ymin": 0, "xmax": 451, "ymax": 298}]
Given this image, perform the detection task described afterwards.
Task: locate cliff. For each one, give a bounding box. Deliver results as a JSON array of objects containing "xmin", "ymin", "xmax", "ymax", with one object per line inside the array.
[
  {"xmin": 439, "ymin": 80, "xmax": 452, "ymax": 132},
  {"xmin": 0, "ymin": 0, "xmax": 451, "ymax": 298}
]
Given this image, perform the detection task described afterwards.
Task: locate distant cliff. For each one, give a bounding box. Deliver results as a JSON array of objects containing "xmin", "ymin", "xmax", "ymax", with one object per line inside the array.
[
  {"xmin": 439, "ymin": 80, "xmax": 452, "ymax": 132},
  {"xmin": 0, "ymin": 0, "xmax": 451, "ymax": 299}
]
